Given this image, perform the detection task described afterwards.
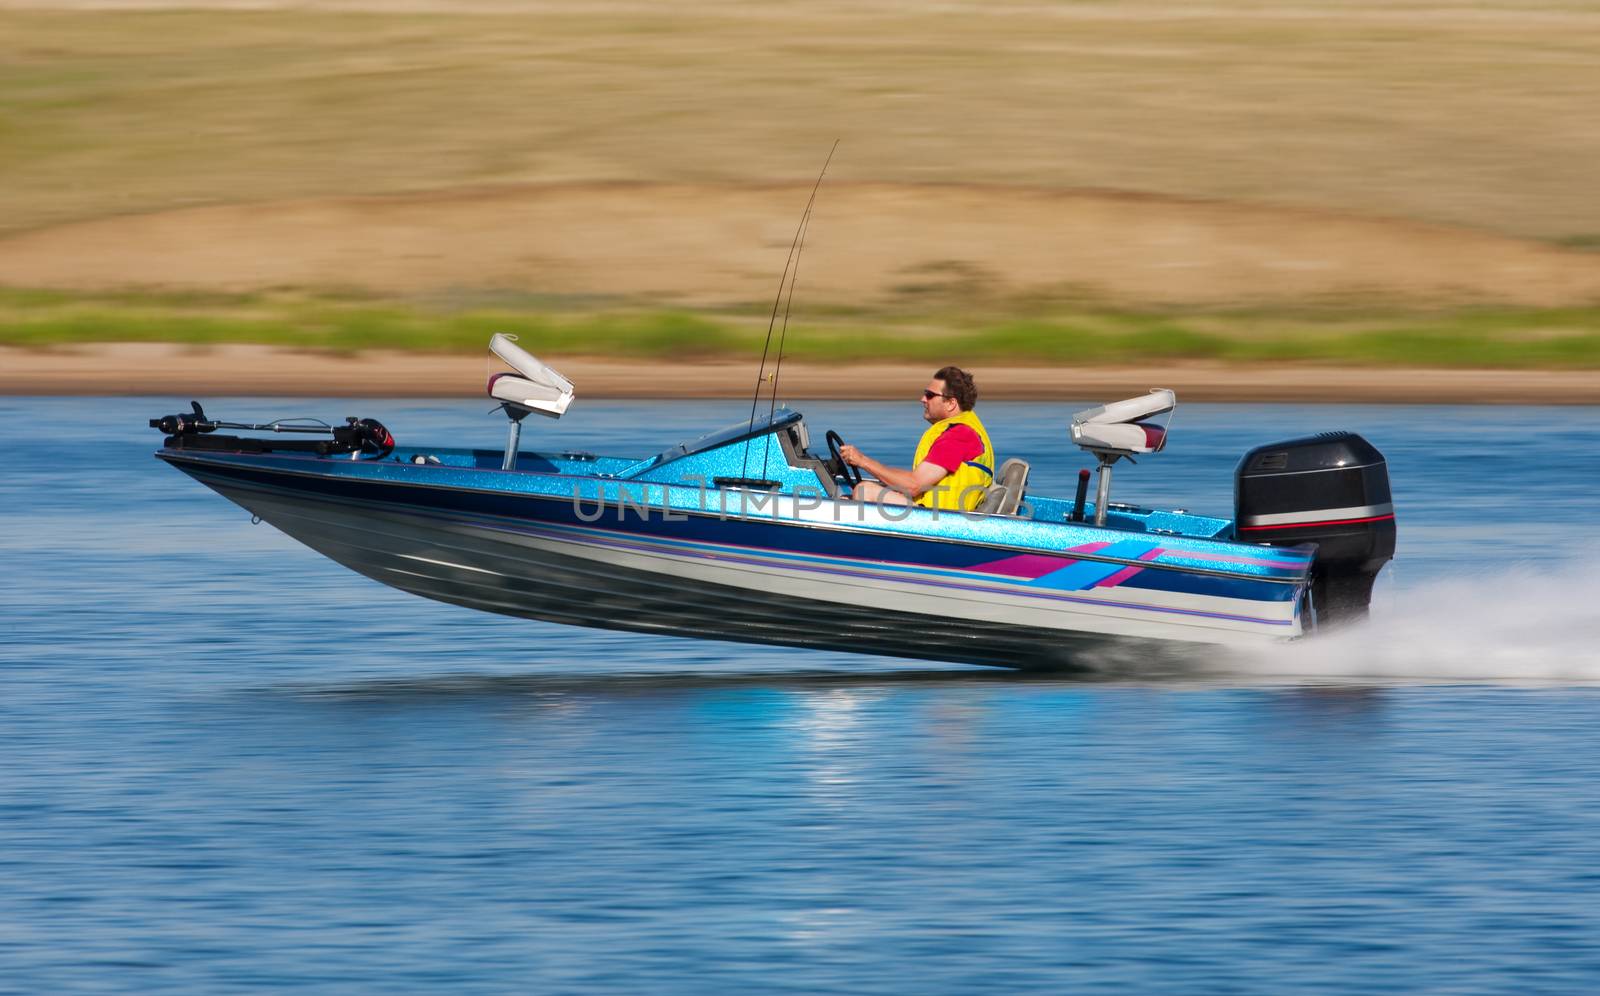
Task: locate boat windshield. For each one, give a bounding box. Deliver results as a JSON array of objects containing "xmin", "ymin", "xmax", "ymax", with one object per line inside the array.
[{"xmin": 644, "ymin": 407, "xmax": 804, "ymax": 468}]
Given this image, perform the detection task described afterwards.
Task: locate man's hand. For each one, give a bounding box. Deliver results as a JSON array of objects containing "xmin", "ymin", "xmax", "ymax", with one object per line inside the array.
[{"xmin": 837, "ymin": 443, "xmax": 949, "ymax": 501}]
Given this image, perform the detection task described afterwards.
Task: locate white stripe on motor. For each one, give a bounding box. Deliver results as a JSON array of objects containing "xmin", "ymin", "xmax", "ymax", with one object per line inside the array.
[{"xmin": 1242, "ymin": 503, "xmax": 1393, "ymax": 527}]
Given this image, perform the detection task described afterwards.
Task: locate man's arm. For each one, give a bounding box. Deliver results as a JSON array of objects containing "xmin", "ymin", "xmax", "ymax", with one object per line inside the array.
[{"xmin": 839, "ymin": 446, "xmax": 949, "ymax": 499}]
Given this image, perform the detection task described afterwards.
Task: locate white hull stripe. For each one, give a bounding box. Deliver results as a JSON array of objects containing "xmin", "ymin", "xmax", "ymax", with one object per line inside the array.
[{"xmin": 1240, "ymin": 503, "xmax": 1394, "ymax": 528}]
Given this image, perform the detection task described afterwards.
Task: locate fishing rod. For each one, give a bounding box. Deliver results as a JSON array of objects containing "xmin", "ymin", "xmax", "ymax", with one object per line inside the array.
[
  {"xmin": 740, "ymin": 142, "xmax": 839, "ymax": 481},
  {"xmin": 760, "ymin": 148, "xmax": 832, "ymax": 481}
]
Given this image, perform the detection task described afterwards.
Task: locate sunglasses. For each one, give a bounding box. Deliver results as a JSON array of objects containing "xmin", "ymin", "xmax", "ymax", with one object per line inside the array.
[{"xmin": 922, "ymin": 390, "xmax": 953, "ymax": 401}]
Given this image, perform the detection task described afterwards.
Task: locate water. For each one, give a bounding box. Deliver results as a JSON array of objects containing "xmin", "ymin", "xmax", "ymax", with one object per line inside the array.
[{"xmin": 3, "ymin": 396, "xmax": 1600, "ymax": 993}]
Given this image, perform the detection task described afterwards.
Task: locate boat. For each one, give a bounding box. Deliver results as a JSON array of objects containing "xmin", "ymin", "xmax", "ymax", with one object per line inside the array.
[{"xmin": 150, "ymin": 334, "xmax": 1396, "ymax": 670}]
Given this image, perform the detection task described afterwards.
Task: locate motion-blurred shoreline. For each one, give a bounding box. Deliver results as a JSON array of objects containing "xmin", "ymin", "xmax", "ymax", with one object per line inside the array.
[
  {"xmin": 7, "ymin": 343, "xmax": 1597, "ymax": 402},
  {"xmin": 4, "ymin": 1, "xmax": 1598, "ymax": 395}
]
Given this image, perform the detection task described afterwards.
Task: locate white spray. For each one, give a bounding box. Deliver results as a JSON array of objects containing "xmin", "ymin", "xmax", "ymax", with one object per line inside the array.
[{"xmin": 1223, "ymin": 555, "xmax": 1600, "ymax": 681}]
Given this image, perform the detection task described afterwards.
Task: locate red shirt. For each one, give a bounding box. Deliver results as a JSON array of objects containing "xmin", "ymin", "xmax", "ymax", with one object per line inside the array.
[{"xmin": 922, "ymin": 423, "xmax": 984, "ymax": 475}]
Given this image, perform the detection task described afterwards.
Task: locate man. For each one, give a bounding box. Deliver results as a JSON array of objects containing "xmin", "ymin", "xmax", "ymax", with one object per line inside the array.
[{"xmin": 840, "ymin": 366, "xmax": 996, "ymax": 511}]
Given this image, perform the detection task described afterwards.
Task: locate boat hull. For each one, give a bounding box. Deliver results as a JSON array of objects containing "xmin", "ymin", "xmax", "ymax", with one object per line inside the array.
[{"xmin": 169, "ymin": 453, "xmax": 1301, "ymax": 671}]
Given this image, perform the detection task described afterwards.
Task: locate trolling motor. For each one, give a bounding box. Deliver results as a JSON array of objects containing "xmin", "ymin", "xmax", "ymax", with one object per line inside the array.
[
  {"xmin": 150, "ymin": 401, "xmax": 395, "ymax": 459},
  {"xmin": 149, "ymin": 401, "xmax": 218, "ymax": 436}
]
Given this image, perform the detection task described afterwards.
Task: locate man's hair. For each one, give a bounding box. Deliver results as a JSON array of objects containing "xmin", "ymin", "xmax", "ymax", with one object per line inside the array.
[{"xmin": 934, "ymin": 366, "xmax": 977, "ymax": 411}]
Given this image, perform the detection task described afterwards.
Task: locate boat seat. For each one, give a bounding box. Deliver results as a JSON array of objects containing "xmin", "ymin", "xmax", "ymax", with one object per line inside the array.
[
  {"xmin": 975, "ymin": 458, "xmax": 1030, "ymax": 516},
  {"xmin": 487, "ymin": 334, "xmax": 574, "ymax": 420},
  {"xmin": 1070, "ymin": 389, "xmax": 1174, "ymax": 459}
]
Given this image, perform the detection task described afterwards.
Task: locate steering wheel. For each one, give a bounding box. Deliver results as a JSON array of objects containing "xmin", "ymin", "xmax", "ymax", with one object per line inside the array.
[{"xmin": 824, "ymin": 429, "xmax": 863, "ymax": 488}]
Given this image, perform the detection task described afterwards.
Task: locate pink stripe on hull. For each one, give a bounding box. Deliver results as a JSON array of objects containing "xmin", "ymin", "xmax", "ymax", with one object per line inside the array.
[
  {"xmin": 1092, "ymin": 547, "xmax": 1165, "ymax": 588},
  {"xmin": 978, "ymin": 553, "xmax": 1076, "ymax": 579},
  {"xmin": 979, "ymin": 542, "xmax": 1115, "ymax": 579}
]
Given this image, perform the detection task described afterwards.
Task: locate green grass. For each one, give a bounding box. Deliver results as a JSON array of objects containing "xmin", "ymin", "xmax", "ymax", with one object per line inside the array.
[{"xmin": 4, "ymin": 289, "xmax": 1598, "ymax": 369}]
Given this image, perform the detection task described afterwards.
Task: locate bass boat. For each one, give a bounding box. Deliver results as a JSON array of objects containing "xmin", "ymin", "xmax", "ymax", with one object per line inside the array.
[{"xmin": 151, "ymin": 335, "xmax": 1396, "ymax": 670}]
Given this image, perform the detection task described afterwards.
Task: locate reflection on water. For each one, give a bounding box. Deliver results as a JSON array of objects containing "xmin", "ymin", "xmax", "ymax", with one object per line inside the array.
[
  {"xmin": 281, "ymin": 668, "xmax": 1045, "ymax": 701},
  {"xmin": 3, "ymin": 397, "xmax": 1600, "ymax": 992}
]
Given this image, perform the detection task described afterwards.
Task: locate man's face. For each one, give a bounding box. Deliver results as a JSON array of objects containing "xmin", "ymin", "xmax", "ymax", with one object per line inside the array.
[{"xmin": 921, "ymin": 378, "xmax": 958, "ymax": 424}]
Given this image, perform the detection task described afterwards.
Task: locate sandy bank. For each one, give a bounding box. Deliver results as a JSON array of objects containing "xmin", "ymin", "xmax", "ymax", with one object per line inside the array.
[
  {"xmin": 3, "ymin": 343, "xmax": 1595, "ymax": 404},
  {"xmin": 7, "ymin": 184, "xmax": 1600, "ymax": 309}
]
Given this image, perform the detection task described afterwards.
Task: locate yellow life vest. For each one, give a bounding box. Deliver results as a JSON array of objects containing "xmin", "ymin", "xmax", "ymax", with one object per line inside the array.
[{"xmin": 912, "ymin": 409, "xmax": 995, "ymax": 511}]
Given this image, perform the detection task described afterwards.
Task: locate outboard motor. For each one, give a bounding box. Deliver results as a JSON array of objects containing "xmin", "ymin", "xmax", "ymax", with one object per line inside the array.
[{"xmin": 1234, "ymin": 432, "xmax": 1396, "ymax": 629}]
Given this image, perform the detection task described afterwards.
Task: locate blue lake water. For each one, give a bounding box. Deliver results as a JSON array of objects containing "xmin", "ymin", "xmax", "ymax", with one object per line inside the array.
[{"xmin": 3, "ymin": 396, "xmax": 1600, "ymax": 993}]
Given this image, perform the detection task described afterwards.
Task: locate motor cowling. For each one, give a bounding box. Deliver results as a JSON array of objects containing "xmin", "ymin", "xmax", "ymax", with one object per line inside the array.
[{"xmin": 1234, "ymin": 431, "xmax": 1396, "ymax": 628}]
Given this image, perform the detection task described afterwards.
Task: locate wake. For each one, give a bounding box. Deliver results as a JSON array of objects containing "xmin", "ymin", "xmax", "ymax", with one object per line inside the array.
[{"xmin": 1227, "ymin": 558, "xmax": 1600, "ymax": 681}]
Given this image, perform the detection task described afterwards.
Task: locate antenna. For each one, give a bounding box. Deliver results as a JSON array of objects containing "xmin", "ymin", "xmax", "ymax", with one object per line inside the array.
[{"xmin": 741, "ymin": 141, "xmax": 839, "ymax": 480}]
